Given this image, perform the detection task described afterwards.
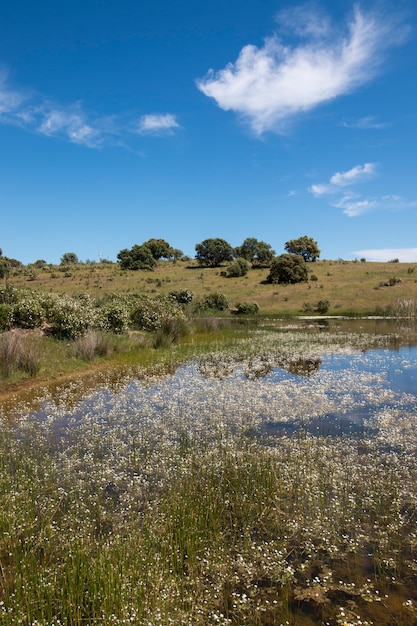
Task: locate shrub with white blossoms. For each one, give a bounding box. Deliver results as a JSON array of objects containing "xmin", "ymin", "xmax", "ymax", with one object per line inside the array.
[
  {"xmin": 48, "ymin": 295, "xmax": 97, "ymax": 339},
  {"xmin": 95, "ymin": 299, "xmax": 131, "ymax": 334},
  {"xmin": 130, "ymin": 295, "xmax": 186, "ymax": 331},
  {"xmin": 12, "ymin": 293, "xmax": 46, "ymax": 328}
]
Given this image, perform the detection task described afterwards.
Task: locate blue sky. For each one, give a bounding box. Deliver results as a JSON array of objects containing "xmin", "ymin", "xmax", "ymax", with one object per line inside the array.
[{"xmin": 1, "ymin": 0, "xmax": 417, "ymax": 264}]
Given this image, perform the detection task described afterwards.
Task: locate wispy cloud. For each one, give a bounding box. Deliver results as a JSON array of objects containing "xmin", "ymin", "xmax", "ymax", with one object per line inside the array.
[
  {"xmin": 354, "ymin": 248, "xmax": 417, "ymax": 262},
  {"xmin": 309, "ymin": 162, "xmax": 377, "ymax": 197},
  {"xmin": 333, "ymin": 193, "xmax": 378, "ymax": 217},
  {"xmin": 342, "ymin": 115, "xmax": 386, "ymax": 129},
  {"xmin": 196, "ymin": 5, "xmax": 408, "ymax": 134},
  {"xmin": 309, "ymin": 163, "xmax": 417, "ymax": 217},
  {"xmin": 0, "ymin": 69, "xmax": 180, "ymax": 148},
  {"xmin": 136, "ymin": 113, "xmax": 180, "ymax": 135}
]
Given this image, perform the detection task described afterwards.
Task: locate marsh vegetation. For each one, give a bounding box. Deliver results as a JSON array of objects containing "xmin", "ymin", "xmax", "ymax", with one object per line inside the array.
[{"xmin": 1, "ymin": 321, "xmax": 417, "ymax": 624}]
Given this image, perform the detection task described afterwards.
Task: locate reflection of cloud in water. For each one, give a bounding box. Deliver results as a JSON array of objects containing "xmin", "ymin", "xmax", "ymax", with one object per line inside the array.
[{"xmin": 16, "ymin": 342, "xmax": 417, "ymax": 447}]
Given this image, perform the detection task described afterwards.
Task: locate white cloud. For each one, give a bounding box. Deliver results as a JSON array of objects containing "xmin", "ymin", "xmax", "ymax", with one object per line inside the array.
[
  {"xmin": 309, "ymin": 162, "xmax": 377, "ymax": 196},
  {"xmin": 136, "ymin": 113, "xmax": 180, "ymax": 135},
  {"xmin": 197, "ymin": 5, "xmax": 407, "ymax": 134},
  {"xmin": 275, "ymin": 5, "xmax": 331, "ymax": 40},
  {"xmin": 333, "ymin": 194, "xmax": 378, "ymax": 217},
  {"xmin": 342, "ymin": 115, "xmax": 386, "ymax": 129},
  {"xmin": 309, "ymin": 163, "xmax": 417, "ymax": 217},
  {"xmin": 35, "ymin": 106, "xmax": 101, "ymax": 147},
  {"xmin": 0, "ymin": 70, "xmax": 31, "ymax": 122},
  {"xmin": 354, "ymin": 248, "xmax": 417, "ymax": 262},
  {"xmin": 0, "ymin": 70, "xmax": 179, "ymax": 148},
  {"xmin": 330, "ymin": 162, "xmax": 376, "ymax": 187}
]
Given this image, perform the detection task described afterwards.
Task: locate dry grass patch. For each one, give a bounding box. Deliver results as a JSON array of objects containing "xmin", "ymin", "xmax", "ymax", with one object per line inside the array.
[{"xmin": 7, "ymin": 259, "xmax": 417, "ymax": 315}]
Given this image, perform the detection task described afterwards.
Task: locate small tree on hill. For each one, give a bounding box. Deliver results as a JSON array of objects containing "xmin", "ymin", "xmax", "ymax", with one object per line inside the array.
[
  {"xmin": 267, "ymin": 254, "xmax": 308, "ymax": 284},
  {"xmin": 284, "ymin": 236, "xmax": 320, "ymax": 262},
  {"xmin": 195, "ymin": 238, "xmax": 234, "ymax": 267},
  {"xmin": 235, "ymin": 238, "xmax": 275, "ymax": 267},
  {"xmin": 117, "ymin": 244, "xmax": 157, "ymax": 271},
  {"xmin": 60, "ymin": 252, "xmax": 79, "ymax": 265},
  {"xmin": 143, "ymin": 238, "xmax": 174, "ymax": 260}
]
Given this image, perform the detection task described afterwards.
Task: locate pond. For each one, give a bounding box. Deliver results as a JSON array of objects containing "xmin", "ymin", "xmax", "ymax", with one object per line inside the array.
[
  {"xmin": 19, "ymin": 318, "xmax": 417, "ymax": 444},
  {"xmin": 2, "ymin": 318, "xmax": 417, "ymax": 626}
]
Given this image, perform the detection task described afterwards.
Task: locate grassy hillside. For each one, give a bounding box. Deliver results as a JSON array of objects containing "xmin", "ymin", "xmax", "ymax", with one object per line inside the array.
[{"xmin": 8, "ymin": 258, "xmax": 417, "ymax": 316}]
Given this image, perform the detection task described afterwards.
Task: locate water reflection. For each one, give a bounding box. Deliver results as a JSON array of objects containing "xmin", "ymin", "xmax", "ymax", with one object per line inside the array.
[
  {"xmin": 3, "ymin": 319, "xmax": 417, "ymax": 442},
  {"xmin": 11, "ymin": 339, "xmax": 417, "ymax": 444}
]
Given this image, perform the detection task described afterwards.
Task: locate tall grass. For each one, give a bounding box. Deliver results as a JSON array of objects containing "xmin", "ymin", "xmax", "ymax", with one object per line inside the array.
[
  {"xmin": 0, "ymin": 331, "xmax": 40, "ymax": 377},
  {"xmin": 73, "ymin": 330, "xmax": 114, "ymax": 360}
]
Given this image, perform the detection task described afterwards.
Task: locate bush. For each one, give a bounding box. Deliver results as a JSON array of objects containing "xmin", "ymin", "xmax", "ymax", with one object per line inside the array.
[
  {"xmin": 0, "ymin": 285, "xmax": 20, "ymax": 305},
  {"xmin": 12, "ymin": 294, "xmax": 46, "ymax": 329},
  {"xmin": 226, "ymin": 258, "xmax": 250, "ymax": 278},
  {"xmin": 267, "ymin": 254, "xmax": 308, "ymax": 284},
  {"xmin": 60, "ymin": 252, "xmax": 79, "ymax": 265},
  {"xmin": 234, "ymin": 302, "xmax": 259, "ymax": 315},
  {"xmin": 169, "ymin": 289, "xmax": 194, "ymax": 305},
  {"xmin": 95, "ymin": 300, "xmax": 131, "ymax": 334},
  {"xmin": 315, "ymin": 299, "xmax": 330, "ymax": 314},
  {"xmin": 302, "ymin": 302, "xmax": 314, "ymax": 313},
  {"xmin": 48, "ymin": 296, "xmax": 96, "ymax": 339},
  {"xmin": 117, "ymin": 244, "xmax": 157, "ymax": 271},
  {"xmin": 131, "ymin": 296, "xmax": 186, "ymax": 331},
  {"xmin": 198, "ymin": 292, "xmax": 229, "ymax": 311}
]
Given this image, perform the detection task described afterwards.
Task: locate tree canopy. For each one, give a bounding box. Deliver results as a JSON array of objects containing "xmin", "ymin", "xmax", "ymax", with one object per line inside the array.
[
  {"xmin": 117, "ymin": 244, "xmax": 157, "ymax": 271},
  {"xmin": 267, "ymin": 253, "xmax": 308, "ymax": 284},
  {"xmin": 195, "ymin": 238, "xmax": 234, "ymax": 267},
  {"xmin": 143, "ymin": 238, "xmax": 174, "ymax": 260},
  {"xmin": 60, "ymin": 252, "xmax": 79, "ymax": 265},
  {"xmin": 234, "ymin": 238, "xmax": 275, "ymax": 267},
  {"xmin": 284, "ymin": 236, "xmax": 320, "ymax": 262}
]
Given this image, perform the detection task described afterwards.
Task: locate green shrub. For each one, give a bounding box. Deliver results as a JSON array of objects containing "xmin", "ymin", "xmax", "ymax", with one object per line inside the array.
[
  {"xmin": 226, "ymin": 258, "xmax": 250, "ymax": 278},
  {"xmin": 315, "ymin": 299, "xmax": 330, "ymax": 314},
  {"xmin": 12, "ymin": 294, "xmax": 46, "ymax": 329},
  {"xmin": 234, "ymin": 302, "xmax": 259, "ymax": 315},
  {"xmin": 169, "ymin": 289, "xmax": 194, "ymax": 305},
  {"xmin": 48, "ymin": 296, "xmax": 96, "ymax": 339},
  {"xmin": 131, "ymin": 296, "xmax": 186, "ymax": 331},
  {"xmin": 198, "ymin": 292, "xmax": 229, "ymax": 311},
  {"xmin": 267, "ymin": 254, "xmax": 308, "ymax": 284},
  {"xmin": 96, "ymin": 300, "xmax": 131, "ymax": 334},
  {"xmin": 302, "ymin": 302, "xmax": 314, "ymax": 313},
  {"xmin": 0, "ymin": 285, "xmax": 20, "ymax": 305}
]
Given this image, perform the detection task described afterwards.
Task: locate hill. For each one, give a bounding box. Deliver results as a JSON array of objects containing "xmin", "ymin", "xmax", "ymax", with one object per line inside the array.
[{"xmin": 7, "ymin": 258, "xmax": 417, "ymax": 316}]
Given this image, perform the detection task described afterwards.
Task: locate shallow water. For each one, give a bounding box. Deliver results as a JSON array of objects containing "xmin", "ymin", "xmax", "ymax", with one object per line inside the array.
[{"xmin": 11, "ymin": 320, "xmax": 417, "ymax": 448}]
